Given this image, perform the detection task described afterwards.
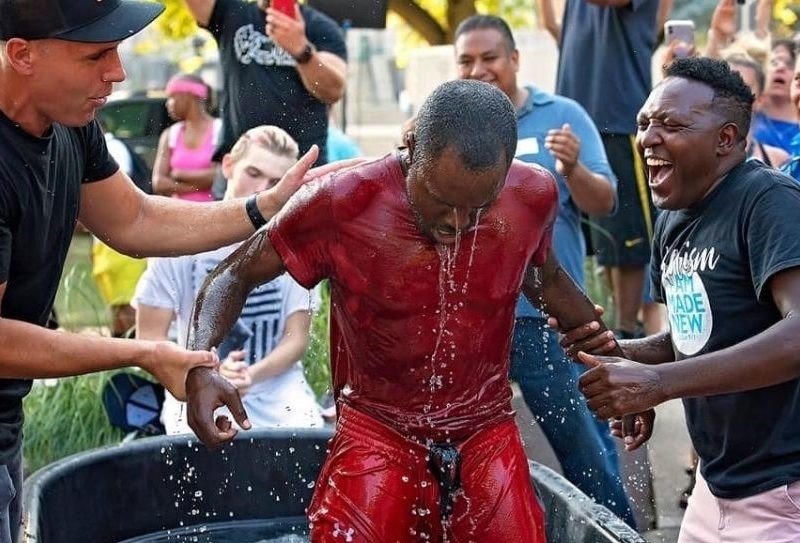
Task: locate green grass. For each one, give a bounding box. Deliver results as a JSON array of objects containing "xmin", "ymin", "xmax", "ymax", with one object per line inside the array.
[
  {"xmin": 303, "ymin": 283, "xmax": 332, "ymax": 398},
  {"xmin": 23, "ymin": 373, "xmax": 126, "ymax": 475},
  {"xmin": 53, "ymin": 232, "xmax": 106, "ymax": 329}
]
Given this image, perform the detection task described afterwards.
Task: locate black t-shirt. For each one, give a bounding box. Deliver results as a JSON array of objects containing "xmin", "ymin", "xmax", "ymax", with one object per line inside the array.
[
  {"xmin": 0, "ymin": 112, "xmax": 117, "ymax": 462},
  {"xmin": 651, "ymin": 159, "xmax": 800, "ymax": 498},
  {"xmin": 206, "ymin": 0, "xmax": 347, "ymax": 164}
]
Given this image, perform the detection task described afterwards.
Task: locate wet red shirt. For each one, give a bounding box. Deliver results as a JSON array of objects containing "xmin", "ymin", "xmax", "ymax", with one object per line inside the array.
[{"xmin": 268, "ymin": 153, "xmax": 557, "ymax": 442}]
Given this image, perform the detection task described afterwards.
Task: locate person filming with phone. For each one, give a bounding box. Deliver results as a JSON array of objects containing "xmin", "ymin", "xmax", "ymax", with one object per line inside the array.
[{"xmin": 180, "ymin": 0, "xmax": 347, "ymax": 167}]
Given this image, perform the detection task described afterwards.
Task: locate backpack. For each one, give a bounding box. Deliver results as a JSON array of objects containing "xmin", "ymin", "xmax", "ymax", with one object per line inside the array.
[{"xmin": 102, "ymin": 372, "xmax": 165, "ymax": 439}]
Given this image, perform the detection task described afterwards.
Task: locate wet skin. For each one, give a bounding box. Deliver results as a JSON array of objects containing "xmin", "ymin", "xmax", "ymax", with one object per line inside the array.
[
  {"xmin": 403, "ymin": 146, "xmax": 504, "ymax": 245},
  {"xmin": 185, "ymin": 145, "xmax": 644, "ymax": 448}
]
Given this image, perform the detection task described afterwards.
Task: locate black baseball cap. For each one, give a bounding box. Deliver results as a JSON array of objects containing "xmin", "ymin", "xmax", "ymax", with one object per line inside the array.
[{"xmin": 0, "ymin": 0, "xmax": 164, "ymax": 42}]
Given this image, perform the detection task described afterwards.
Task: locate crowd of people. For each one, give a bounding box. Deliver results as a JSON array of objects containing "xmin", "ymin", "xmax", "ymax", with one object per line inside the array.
[{"xmin": 3, "ymin": 0, "xmax": 800, "ymax": 541}]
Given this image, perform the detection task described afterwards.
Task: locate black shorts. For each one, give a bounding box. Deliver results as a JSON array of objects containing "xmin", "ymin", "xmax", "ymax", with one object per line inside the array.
[{"xmin": 589, "ymin": 134, "xmax": 655, "ymax": 267}]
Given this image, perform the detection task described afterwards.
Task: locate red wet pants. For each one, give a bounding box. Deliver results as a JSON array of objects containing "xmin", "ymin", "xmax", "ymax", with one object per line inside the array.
[{"xmin": 308, "ymin": 404, "xmax": 547, "ymax": 542}]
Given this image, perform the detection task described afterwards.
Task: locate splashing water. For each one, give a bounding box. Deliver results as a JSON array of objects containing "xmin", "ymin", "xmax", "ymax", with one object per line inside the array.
[
  {"xmin": 461, "ymin": 209, "xmax": 482, "ymax": 292},
  {"xmin": 120, "ymin": 528, "xmax": 309, "ymax": 542},
  {"xmin": 424, "ymin": 210, "xmax": 483, "ymax": 403}
]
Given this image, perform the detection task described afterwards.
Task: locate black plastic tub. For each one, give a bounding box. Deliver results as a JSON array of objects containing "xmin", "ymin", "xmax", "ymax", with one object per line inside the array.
[{"xmin": 23, "ymin": 427, "xmax": 644, "ymax": 542}]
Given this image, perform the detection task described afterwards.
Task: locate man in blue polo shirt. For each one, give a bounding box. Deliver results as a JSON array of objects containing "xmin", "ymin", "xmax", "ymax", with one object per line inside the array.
[{"xmin": 453, "ymin": 14, "xmax": 635, "ymax": 527}]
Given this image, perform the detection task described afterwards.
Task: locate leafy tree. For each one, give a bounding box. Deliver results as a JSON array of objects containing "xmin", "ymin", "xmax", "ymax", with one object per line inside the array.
[{"xmin": 772, "ymin": 0, "xmax": 798, "ymax": 37}]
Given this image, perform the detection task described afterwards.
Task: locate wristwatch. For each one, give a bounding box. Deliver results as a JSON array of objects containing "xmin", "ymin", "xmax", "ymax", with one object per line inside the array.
[{"xmin": 293, "ymin": 42, "xmax": 316, "ymax": 64}]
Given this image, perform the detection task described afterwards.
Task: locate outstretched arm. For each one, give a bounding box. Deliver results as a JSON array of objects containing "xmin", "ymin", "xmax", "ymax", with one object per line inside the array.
[
  {"xmin": 0, "ymin": 285, "xmax": 215, "ymax": 400},
  {"xmin": 82, "ymin": 146, "xmax": 319, "ymax": 256},
  {"xmin": 82, "ymin": 148, "xmax": 365, "ymax": 258},
  {"xmin": 755, "ymin": 0, "xmax": 773, "ymax": 39},
  {"xmin": 185, "ymin": 230, "xmax": 288, "ymax": 447},
  {"xmin": 522, "ymin": 248, "xmax": 615, "ymax": 335},
  {"xmin": 705, "ymin": 0, "xmax": 738, "ymax": 59},
  {"xmin": 579, "ymin": 266, "xmax": 800, "ymax": 416},
  {"xmin": 523, "ymin": 248, "xmax": 655, "ymax": 448}
]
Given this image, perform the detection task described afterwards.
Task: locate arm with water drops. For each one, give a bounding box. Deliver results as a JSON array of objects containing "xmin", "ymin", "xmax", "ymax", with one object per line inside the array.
[
  {"xmin": 186, "ymin": 230, "xmax": 288, "ymax": 447},
  {"xmin": 521, "ymin": 248, "xmax": 655, "ymax": 449},
  {"xmin": 521, "ymin": 248, "xmax": 616, "ymax": 345}
]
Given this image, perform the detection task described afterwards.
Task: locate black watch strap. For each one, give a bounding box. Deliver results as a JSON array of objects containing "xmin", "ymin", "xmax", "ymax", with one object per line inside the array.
[
  {"xmin": 293, "ymin": 42, "xmax": 315, "ymax": 64},
  {"xmin": 245, "ymin": 194, "xmax": 268, "ymax": 230}
]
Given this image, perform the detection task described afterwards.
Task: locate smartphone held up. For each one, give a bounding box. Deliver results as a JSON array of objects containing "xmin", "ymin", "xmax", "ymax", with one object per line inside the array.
[
  {"xmin": 272, "ymin": 0, "xmax": 296, "ymax": 19},
  {"xmin": 664, "ymin": 19, "xmax": 695, "ymax": 59}
]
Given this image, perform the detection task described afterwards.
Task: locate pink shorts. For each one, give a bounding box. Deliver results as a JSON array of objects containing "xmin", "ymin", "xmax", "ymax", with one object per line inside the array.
[
  {"xmin": 679, "ymin": 468, "xmax": 800, "ymax": 542},
  {"xmin": 308, "ymin": 404, "xmax": 547, "ymax": 542}
]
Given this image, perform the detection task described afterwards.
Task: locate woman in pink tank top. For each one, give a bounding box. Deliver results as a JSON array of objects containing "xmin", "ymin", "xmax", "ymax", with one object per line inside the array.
[{"xmin": 152, "ymin": 73, "xmax": 220, "ymax": 202}]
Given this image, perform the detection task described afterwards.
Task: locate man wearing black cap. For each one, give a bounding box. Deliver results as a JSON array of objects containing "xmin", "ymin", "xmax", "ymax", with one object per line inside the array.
[{"xmin": 0, "ymin": 2, "xmax": 340, "ymax": 539}]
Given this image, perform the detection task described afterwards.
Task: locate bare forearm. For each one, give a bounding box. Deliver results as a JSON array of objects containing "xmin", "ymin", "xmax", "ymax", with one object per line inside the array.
[
  {"xmin": 705, "ymin": 29, "xmax": 732, "ymax": 59},
  {"xmin": 536, "ymin": 0, "xmax": 562, "ymax": 42},
  {"xmin": 0, "ymin": 318, "xmax": 156, "ymax": 378},
  {"xmin": 189, "ymin": 268, "xmax": 252, "ymax": 353},
  {"xmin": 114, "ymin": 196, "xmax": 256, "ymax": 256},
  {"xmin": 297, "ymin": 52, "xmax": 346, "ymax": 104},
  {"xmin": 188, "ymin": 231, "xmax": 284, "ymax": 352},
  {"xmin": 659, "ymin": 316, "xmax": 800, "ymax": 400},
  {"xmin": 755, "ymin": 0, "xmax": 772, "ymax": 39},
  {"xmin": 523, "ymin": 251, "xmax": 616, "ymax": 339},
  {"xmin": 535, "ymin": 273, "xmax": 609, "ymax": 332},
  {"xmin": 618, "ymin": 331, "xmax": 674, "ymax": 365},
  {"xmin": 565, "ymin": 164, "xmax": 616, "ymax": 216}
]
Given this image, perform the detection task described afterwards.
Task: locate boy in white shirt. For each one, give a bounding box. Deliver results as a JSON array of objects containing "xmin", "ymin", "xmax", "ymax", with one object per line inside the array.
[{"xmin": 134, "ymin": 125, "xmax": 323, "ymax": 432}]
